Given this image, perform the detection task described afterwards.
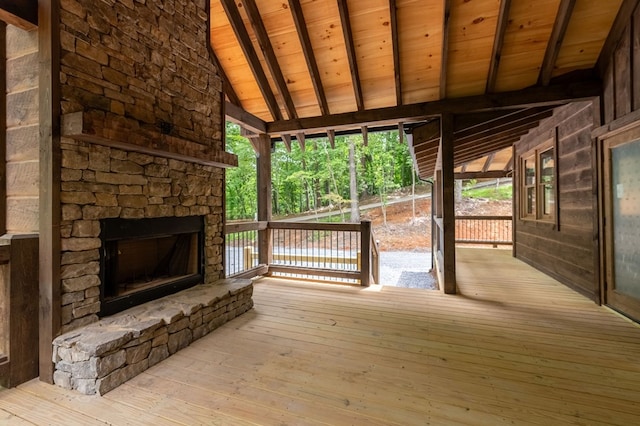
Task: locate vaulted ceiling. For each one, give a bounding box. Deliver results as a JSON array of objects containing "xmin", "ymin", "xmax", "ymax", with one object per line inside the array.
[{"xmin": 211, "ymin": 0, "xmax": 630, "ymax": 177}]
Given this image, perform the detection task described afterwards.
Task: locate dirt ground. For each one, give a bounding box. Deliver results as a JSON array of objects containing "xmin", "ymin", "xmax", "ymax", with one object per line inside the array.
[{"xmin": 361, "ymin": 197, "xmax": 512, "ymax": 252}]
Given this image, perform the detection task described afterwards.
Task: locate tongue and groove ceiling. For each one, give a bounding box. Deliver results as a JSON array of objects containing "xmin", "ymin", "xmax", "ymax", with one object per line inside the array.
[{"xmin": 210, "ymin": 0, "xmax": 628, "ymax": 177}]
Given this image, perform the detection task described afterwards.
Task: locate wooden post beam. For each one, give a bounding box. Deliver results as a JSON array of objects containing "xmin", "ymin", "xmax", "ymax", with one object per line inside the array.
[
  {"xmin": 440, "ymin": 113, "xmax": 456, "ymax": 294},
  {"xmin": 256, "ymin": 134, "xmax": 272, "ymax": 268}
]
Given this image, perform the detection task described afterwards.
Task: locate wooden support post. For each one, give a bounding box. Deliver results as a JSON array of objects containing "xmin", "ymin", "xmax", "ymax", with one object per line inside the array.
[
  {"xmin": 360, "ymin": 220, "xmax": 371, "ymax": 286},
  {"xmin": 256, "ymin": 134, "xmax": 273, "ymax": 268},
  {"xmin": 440, "ymin": 114, "xmax": 457, "ymax": 294},
  {"xmin": 0, "ymin": 235, "xmax": 40, "ymax": 388},
  {"xmin": 39, "ymin": 0, "xmax": 62, "ymax": 384}
]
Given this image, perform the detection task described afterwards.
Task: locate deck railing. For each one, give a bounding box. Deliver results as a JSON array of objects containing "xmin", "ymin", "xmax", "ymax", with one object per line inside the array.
[
  {"xmin": 224, "ymin": 220, "xmax": 379, "ymax": 285},
  {"xmin": 455, "ymin": 215, "xmax": 513, "ymax": 246}
]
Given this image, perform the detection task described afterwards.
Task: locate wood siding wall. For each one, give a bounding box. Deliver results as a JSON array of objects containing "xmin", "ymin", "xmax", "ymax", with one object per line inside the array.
[
  {"xmin": 6, "ymin": 25, "xmax": 38, "ymax": 233},
  {"xmin": 514, "ymin": 101, "xmax": 600, "ymax": 302}
]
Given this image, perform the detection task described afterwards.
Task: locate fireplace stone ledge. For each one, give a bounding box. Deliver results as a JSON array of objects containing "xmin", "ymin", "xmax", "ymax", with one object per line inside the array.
[{"xmin": 52, "ymin": 278, "xmax": 253, "ymax": 395}]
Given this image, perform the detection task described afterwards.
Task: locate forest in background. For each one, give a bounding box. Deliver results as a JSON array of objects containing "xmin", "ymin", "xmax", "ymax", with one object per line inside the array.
[{"xmin": 225, "ymin": 123, "xmax": 420, "ymax": 221}]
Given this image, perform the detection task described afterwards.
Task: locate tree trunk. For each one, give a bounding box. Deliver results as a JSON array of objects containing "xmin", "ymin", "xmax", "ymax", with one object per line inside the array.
[{"xmin": 349, "ymin": 138, "xmax": 360, "ymax": 223}]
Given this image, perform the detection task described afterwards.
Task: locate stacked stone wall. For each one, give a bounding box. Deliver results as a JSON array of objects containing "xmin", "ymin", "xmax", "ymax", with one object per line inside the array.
[
  {"xmin": 59, "ymin": 0, "xmax": 222, "ymax": 149},
  {"xmin": 59, "ymin": 140, "xmax": 225, "ymax": 333}
]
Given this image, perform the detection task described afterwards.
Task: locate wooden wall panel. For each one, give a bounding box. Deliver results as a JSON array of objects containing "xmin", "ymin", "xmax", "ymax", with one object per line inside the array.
[
  {"xmin": 6, "ymin": 25, "xmax": 39, "ymax": 235},
  {"xmin": 514, "ymin": 102, "xmax": 599, "ymax": 301}
]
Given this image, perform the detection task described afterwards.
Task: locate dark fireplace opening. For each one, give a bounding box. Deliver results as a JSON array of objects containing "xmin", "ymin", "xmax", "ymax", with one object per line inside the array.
[{"xmin": 100, "ymin": 216, "xmax": 204, "ymax": 317}]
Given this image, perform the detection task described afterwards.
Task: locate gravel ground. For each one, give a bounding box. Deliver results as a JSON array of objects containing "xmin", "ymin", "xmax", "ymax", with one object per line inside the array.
[{"xmin": 379, "ymin": 251, "xmax": 437, "ymax": 289}]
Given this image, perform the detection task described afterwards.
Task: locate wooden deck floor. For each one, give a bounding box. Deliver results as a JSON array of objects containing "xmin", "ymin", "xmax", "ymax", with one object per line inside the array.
[{"xmin": 1, "ymin": 248, "xmax": 640, "ymax": 425}]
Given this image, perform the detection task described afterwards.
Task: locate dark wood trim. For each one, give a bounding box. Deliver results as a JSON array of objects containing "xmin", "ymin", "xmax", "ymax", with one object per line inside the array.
[
  {"xmin": 389, "ymin": 0, "xmax": 402, "ymax": 105},
  {"xmin": 0, "ymin": 235, "xmax": 40, "ymax": 388},
  {"xmin": 539, "ymin": 0, "xmax": 576, "ymax": 86},
  {"xmin": 225, "ymin": 101, "xmax": 267, "ymax": 134},
  {"xmin": 0, "ymin": 0, "xmax": 37, "ymax": 30},
  {"xmin": 596, "ymin": 0, "xmax": 640, "ymax": 76},
  {"xmin": 38, "ymin": 0, "xmax": 61, "ymax": 384},
  {"xmin": 486, "ymin": 0, "xmax": 512, "ymax": 93},
  {"xmin": 327, "ymin": 129, "xmax": 335, "ymax": 148},
  {"xmin": 224, "ymin": 221, "xmax": 268, "ymax": 234},
  {"xmin": 268, "ymin": 221, "xmax": 361, "ymax": 232},
  {"xmin": 288, "ymin": 0, "xmax": 330, "ymax": 116},
  {"xmin": 267, "ymin": 79, "xmax": 601, "ymax": 134},
  {"xmin": 440, "ymin": 0, "xmax": 451, "ymax": 99},
  {"xmin": 360, "ymin": 220, "xmax": 371, "ymax": 286},
  {"xmin": 241, "ymin": 0, "xmax": 298, "ymax": 120},
  {"xmin": 440, "ymin": 113, "xmax": 456, "ymax": 294},
  {"xmin": 481, "ymin": 153, "xmax": 495, "ymax": 173},
  {"xmin": 337, "ymin": 0, "xmax": 364, "ymax": 111},
  {"xmin": 281, "ymin": 134, "xmax": 292, "ymax": 152},
  {"xmin": 454, "ymin": 110, "xmax": 520, "ymax": 133},
  {"xmin": 229, "ymin": 264, "xmax": 269, "ymax": 279},
  {"xmin": 455, "ymin": 107, "xmax": 552, "ymax": 140},
  {"xmin": 454, "ymin": 170, "xmax": 510, "ymax": 180},
  {"xmin": 62, "ymin": 112, "xmax": 238, "ymax": 169},
  {"xmin": 220, "ymin": 0, "xmax": 282, "ymax": 121},
  {"xmin": 0, "ymin": 23, "xmax": 6, "ymax": 236},
  {"xmin": 256, "ymin": 134, "xmax": 273, "ymax": 267}
]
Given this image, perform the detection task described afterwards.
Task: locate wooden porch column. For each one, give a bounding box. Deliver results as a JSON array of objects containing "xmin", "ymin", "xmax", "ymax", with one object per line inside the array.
[
  {"xmin": 440, "ymin": 113, "xmax": 457, "ymax": 294},
  {"xmin": 256, "ymin": 134, "xmax": 272, "ymax": 268},
  {"xmin": 39, "ymin": 0, "xmax": 62, "ymax": 383}
]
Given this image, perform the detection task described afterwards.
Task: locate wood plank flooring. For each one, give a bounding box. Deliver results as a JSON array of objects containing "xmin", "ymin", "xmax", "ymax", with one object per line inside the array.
[{"xmin": 1, "ymin": 248, "xmax": 639, "ymax": 425}]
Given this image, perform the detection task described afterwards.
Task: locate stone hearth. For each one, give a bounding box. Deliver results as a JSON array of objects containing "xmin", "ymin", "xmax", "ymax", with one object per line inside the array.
[{"xmin": 52, "ymin": 279, "xmax": 253, "ymax": 395}]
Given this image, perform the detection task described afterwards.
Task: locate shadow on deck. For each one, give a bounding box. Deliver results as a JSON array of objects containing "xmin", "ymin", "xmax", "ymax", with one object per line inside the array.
[{"xmin": 1, "ymin": 248, "xmax": 639, "ymax": 424}]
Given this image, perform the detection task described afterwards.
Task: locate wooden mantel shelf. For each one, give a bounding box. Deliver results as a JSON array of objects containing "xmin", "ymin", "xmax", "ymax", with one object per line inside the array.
[{"xmin": 62, "ymin": 111, "xmax": 238, "ymax": 169}]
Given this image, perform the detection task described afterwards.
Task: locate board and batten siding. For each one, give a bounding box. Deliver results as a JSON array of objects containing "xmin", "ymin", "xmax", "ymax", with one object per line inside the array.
[
  {"xmin": 6, "ymin": 24, "xmax": 38, "ymax": 233},
  {"xmin": 514, "ymin": 101, "xmax": 600, "ymax": 302}
]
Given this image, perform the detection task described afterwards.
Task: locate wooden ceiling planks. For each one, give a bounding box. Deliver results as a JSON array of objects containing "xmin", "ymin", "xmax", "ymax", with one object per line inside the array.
[
  {"xmin": 254, "ymin": 0, "xmax": 321, "ymax": 118},
  {"xmin": 300, "ymin": 0, "xmax": 356, "ymax": 115},
  {"xmin": 446, "ymin": 0, "xmax": 501, "ymax": 98},
  {"xmin": 397, "ymin": 0, "xmax": 443, "ymax": 104},
  {"xmin": 553, "ymin": 0, "xmax": 624, "ymax": 78},
  {"xmin": 494, "ymin": 0, "xmax": 561, "ymax": 92},
  {"xmin": 347, "ymin": 0, "xmax": 396, "ymax": 110},
  {"xmin": 210, "ymin": 0, "xmax": 272, "ymax": 121}
]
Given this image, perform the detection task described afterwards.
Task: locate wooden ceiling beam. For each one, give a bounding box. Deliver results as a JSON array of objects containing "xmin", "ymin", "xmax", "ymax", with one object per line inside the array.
[
  {"xmin": 389, "ymin": 0, "xmax": 402, "ymax": 106},
  {"xmin": 486, "ymin": 0, "xmax": 512, "ymax": 93},
  {"xmin": 539, "ymin": 0, "xmax": 577, "ymax": 86},
  {"xmin": 454, "ymin": 110, "xmax": 523, "ymax": 134},
  {"xmin": 267, "ymin": 79, "xmax": 600, "ymax": 134},
  {"xmin": 327, "ymin": 129, "xmax": 336, "ymax": 148},
  {"xmin": 455, "ymin": 170, "xmax": 511, "ymax": 180},
  {"xmin": 0, "ymin": 0, "xmax": 37, "ymax": 30},
  {"xmin": 455, "ymin": 107, "xmax": 554, "ymax": 142},
  {"xmin": 288, "ymin": 0, "xmax": 330, "ymax": 116},
  {"xmin": 220, "ymin": 0, "xmax": 282, "ymax": 121},
  {"xmin": 241, "ymin": 0, "xmax": 297, "ymax": 120},
  {"xmin": 338, "ymin": 0, "xmax": 364, "ymax": 111},
  {"xmin": 482, "ymin": 153, "xmax": 496, "ymax": 173},
  {"xmin": 440, "ymin": 0, "xmax": 452, "ymax": 99},
  {"xmin": 225, "ymin": 101, "xmax": 267, "ymax": 134},
  {"xmin": 597, "ymin": 0, "xmax": 640, "ymax": 76},
  {"xmin": 398, "ymin": 122, "xmax": 404, "ymax": 144},
  {"xmin": 296, "ymin": 133, "xmax": 306, "ymax": 151},
  {"xmin": 504, "ymin": 154, "xmax": 514, "ymax": 171},
  {"xmin": 281, "ymin": 134, "xmax": 292, "ymax": 152}
]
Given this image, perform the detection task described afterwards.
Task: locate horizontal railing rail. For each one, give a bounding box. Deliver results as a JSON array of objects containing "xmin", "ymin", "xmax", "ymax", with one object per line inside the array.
[
  {"xmin": 455, "ymin": 215, "xmax": 513, "ymax": 246},
  {"xmin": 224, "ymin": 220, "xmax": 378, "ymax": 285}
]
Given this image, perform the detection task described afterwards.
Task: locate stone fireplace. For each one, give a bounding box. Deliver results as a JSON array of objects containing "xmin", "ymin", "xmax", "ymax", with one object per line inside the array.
[
  {"xmin": 99, "ymin": 215, "xmax": 204, "ymax": 316},
  {"xmin": 55, "ymin": 0, "xmax": 238, "ymax": 334}
]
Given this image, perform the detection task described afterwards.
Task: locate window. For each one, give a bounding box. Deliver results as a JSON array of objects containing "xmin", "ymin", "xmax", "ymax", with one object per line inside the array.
[{"xmin": 520, "ymin": 139, "xmax": 556, "ymax": 222}]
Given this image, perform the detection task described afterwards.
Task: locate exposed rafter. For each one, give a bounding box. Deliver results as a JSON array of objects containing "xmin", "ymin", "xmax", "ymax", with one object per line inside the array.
[
  {"xmin": 455, "ymin": 170, "xmax": 510, "ymax": 179},
  {"xmin": 389, "ymin": 0, "xmax": 402, "ymax": 106},
  {"xmin": 440, "ymin": 0, "xmax": 452, "ymax": 99},
  {"xmin": 220, "ymin": 0, "xmax": 282, "ymax": 120},
  {"xmin": 486, "ymin": 0, "xmax": 512, "ymax": 93},
  {"xmin": 361, "ymin": 126, "xmax": 368, "ymax": 146},
  {"xmin": 267, "ymin": 79, "xmax": 600, "ymax": 135},
  {"xmin": 482, "ymin": 153, "xmax": 496, "ymax": 173},
  {"xmin": 225, "ymin": 101, "xmax": 267, "ymax": 134},
  {"xmin": 337, "ymin": 0, "xmax": 364, "ymax": 111},
  {"xmin": 241, "ymin": 0, "xmax": 298, "ymax": 120},
  {"xmin": 0, "ymin": 0, "xmax": 37, "ymax": 30},
  {"xmin": 327, "ymin": 129, "xmax": 336, "ymax": 148},
  {"xmin": 281, "ymin": 134, "xmax": 292, "ymax": 152},
  {"xmin": 596, "ymin": 0, "xmax": 640, "ymax": 75},
  {"xmin": 539, "ymin": 0, "xmax": 577, "ymax": 86},
  {"xmin": 288, "ymin": 0, "xmax": 330, "ymax": 116}
]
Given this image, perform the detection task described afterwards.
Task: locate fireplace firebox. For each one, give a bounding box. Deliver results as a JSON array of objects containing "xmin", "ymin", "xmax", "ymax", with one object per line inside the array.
[{"xmin": 99, "ymin": 216, "xmax": 204, "ymax": 316}]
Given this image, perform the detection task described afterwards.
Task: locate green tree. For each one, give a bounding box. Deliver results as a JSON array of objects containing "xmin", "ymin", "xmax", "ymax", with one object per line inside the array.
[{"xmin": 225, "ymin": 123, "xmax": 257, "ymax": 220}]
